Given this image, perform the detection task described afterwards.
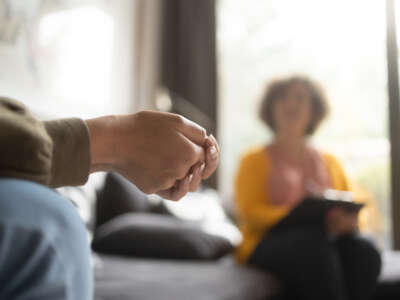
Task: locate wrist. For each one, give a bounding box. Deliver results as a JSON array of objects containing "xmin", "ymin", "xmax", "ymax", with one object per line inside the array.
[{"xmin": 85, "ymin": 115, "xmax": 118, "ymax": 173}]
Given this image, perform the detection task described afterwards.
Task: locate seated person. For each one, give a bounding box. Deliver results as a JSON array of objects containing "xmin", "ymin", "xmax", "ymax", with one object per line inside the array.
[
  {"xmin": 234, "ymin": 76, "xmax": 381, "ymax": 300},
  {"xmin": 0, "ymin": 97, "xmax": 219, "ymax": 300}
]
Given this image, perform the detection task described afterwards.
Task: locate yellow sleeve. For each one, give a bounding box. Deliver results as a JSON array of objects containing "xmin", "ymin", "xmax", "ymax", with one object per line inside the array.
[{"xmin": 234, "ymin": 151, "xmax": 288, "ymax": 231}]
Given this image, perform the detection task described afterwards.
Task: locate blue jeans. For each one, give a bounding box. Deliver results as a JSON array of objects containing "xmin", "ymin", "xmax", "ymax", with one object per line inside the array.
[{"xmin": 0, "ymin": 179, "xmax": 92, "ymax": 300}]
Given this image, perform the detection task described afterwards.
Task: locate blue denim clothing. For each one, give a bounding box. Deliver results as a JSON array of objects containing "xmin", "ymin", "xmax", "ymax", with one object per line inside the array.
[{"xmin": 0, "ymin": 179, "xmax": 92, "ymax": 300}]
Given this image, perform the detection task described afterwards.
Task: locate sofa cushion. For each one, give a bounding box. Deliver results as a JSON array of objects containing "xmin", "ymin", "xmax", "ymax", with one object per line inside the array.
[
  {"xmin": 95, "ymin": 173, "xmax": 152, "ymax": 227},
  {"xmin": 92, "ymin": 213, "xmax": 234, "ymax": 260},
  {"xmin": 57, "ymin": 172, "xmax": 106, "ymax": 239}
]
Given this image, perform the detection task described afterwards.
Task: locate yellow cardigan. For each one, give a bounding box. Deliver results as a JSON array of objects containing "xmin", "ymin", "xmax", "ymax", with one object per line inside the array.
[{"xmin": 234, "ymin": 147, "xmax": 351, "ymax": 263}]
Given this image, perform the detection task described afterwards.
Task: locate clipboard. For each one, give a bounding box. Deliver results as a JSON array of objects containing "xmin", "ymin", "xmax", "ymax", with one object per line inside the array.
[{"xmin": 270, "ymin": 191, "xmax": 364, "ymax": 233}]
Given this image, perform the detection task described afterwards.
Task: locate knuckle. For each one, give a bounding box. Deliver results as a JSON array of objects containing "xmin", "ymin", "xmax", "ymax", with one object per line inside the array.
[
  {"xmin": 134, "ymin": 110, "xmax": 147, "ymax": 121},
  {"xmin": 186, "ymin": 150, "xmax": 198, "ymax": 165},
  {"xmin": 176, "ymin": 150, "xmax": 195, "ymax": 170},
  {"xmin": 185, "ymin": 145, "xmax": 202, "ymax": 165},
  {"xmin": 171, "ymin": 114, "xmax": 185, "ymax": 126}
]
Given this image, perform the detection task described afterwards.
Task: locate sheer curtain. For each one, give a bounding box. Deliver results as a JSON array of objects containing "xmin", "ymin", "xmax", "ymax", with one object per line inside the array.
[{"xmin": 132, "ymin": 0, "xmax": 163, "ymax": 111}]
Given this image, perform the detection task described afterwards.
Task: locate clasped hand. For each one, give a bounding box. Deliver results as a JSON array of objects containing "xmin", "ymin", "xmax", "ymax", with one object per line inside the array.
[{"xmin": 86, "ymin": 111, "xmax": 219, "ymax": 201}]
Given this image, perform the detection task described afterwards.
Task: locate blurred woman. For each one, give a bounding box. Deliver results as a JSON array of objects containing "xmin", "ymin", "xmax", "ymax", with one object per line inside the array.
[{"xmin": 234, "ymin": 76, "xmax": 381, "ymax": 300}]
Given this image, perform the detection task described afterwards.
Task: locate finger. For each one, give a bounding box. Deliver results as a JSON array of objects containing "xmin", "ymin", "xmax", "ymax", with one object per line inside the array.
[
  {"xmin": 305, "ymin": 180, "xmax": 324, "ymax": 196},
  {"xmin": 189, "ymin": 162, "xmax": 205, "ymax": 192},
  {"xmin": 192, "ymin": 142, "xmax": 207, "ymax": 165},
  {"xmin": 178, "ymin": 116, "xmax": 207, "ymax": 146},
  {"xmin": 156, "ymin": 187, "xmax": 174, "ymax": 200},
  {"xmin": 180, "ymin": 134, "xmax": 206, "ymax": 166},
  {"xmin": 157, "ymin": 177, "xmax": 177, "ymax": 192},
  {"xmin": 201, "ymin": 145, "xmax": 219, "ymax": 179},
  {"xmin": 172, "ymin": 175, "xmax": 191, "ymax": 200},
  {"xmin": 156, "ymin": 180, "xmax": 179, "ymax": 200},
  {"xmin": 157, "ymin": 175, "xmax": 191, "ymax": 201},
  {"xmin": 206, "ymin": 134, "xmax": 220, "ymax": 152}
]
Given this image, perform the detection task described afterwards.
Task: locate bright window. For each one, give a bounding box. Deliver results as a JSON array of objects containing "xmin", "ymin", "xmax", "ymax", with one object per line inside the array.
[
  {"xmin": 217, "ymin": 0, "xmax": 390, "ymax": 247},
  {"xmin": 37, "ymin": 7, "xmax": 114, "ymax": 116},
  {"xmin": 0, "ymin": 2, "xmax": 135, "ymax": 119}
]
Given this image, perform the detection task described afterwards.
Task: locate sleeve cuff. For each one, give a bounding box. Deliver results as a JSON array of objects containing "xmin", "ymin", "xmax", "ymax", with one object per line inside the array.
[{"xmin": 44, "ymin": 118, "xmax": 91, "ymax": 187}]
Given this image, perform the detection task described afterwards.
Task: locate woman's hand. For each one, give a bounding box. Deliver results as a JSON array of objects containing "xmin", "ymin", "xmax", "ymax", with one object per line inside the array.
[{"xmin": 325, "ymin": 207, "xmax": 359, "ymax": 235}]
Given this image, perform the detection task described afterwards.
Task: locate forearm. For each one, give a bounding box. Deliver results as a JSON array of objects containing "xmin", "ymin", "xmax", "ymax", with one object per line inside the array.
[
  {"xmin": 0, "ymin": 96, "xmax": 217, "ymax": 196},
  {"xmin": 84, "ymin": 115, "xmax": 117, "ymax": 173},
  {"xmin": 46, "ymin": 115, "xmax": 119, "ymax": 186}
]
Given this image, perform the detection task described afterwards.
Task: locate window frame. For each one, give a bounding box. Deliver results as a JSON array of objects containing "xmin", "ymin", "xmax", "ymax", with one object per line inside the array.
[{"xmin": 386, "ymin": 0, "xmax": 400, "ymax": 250}]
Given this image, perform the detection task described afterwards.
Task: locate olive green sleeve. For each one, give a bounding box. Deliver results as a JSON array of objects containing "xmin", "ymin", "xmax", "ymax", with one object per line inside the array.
[
  {"xmin": 0, "ymin": 97, "xmax": 53, "ymax": 185},
  {"xmin": 0, "ymin": 97, "xmax": 91, "ymax": 187},
  {"xmin": 44, "ymin": 118, "xmax": 91, "ymax": 187}
]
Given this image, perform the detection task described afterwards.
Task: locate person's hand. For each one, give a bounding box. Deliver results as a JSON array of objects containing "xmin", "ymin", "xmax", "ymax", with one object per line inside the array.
[
  {"xmin": 156, "ymin": 134, "xmax": 220, "ymax": 200},
  {"xmin": 325, "ymin": 207, "xmax": 359, "ymax": 235},
  {"xmin": 86, "ymin": 111, "xmax": 219, "ymax": 200},
  {"xmin": 267, "ymin": 163, "xmax": 304, "ymax": 206},
  {"xmin": 305, "ymin": 179, "xmax": 326, "ymax": 197},
  {"xmin": 202, "ymin": 134, "xmax": 219, "ymax": 180}
]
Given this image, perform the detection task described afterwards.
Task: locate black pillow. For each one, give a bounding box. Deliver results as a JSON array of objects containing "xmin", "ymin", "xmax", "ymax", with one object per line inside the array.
[
  {"xmin": 96, "ymin": 172, "xmax": 151, "ymax": 228},
  {"xmin": 92, "ymin": 213, "xmax": 234, "ymax": 260}
]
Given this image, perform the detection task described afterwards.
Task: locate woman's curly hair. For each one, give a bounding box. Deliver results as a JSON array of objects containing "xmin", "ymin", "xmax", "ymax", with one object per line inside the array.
[{"xmin": 259, "ymin": 75, "xmax": 329, "ymax": 135}]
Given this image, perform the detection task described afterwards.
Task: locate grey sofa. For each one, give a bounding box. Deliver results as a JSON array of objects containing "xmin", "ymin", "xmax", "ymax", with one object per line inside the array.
[
  {"xmin": 59, "ymin": 173, "xmax": 400, "ymax": 300},
  {"xmin": 94, "ymin": 255, "xmax": 279, "ymax": 300},
  {"xmin": 93, "ymin": 250, "xmax": 400, "ymax": 300}
]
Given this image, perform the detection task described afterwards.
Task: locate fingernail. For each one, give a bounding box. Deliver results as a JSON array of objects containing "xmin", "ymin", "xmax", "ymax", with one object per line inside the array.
[
  {"xmin": 209, "ymin": 146, "xmax": 217, "ymax": 159},
  {"xmin": 188, "ymin": 173, "xmax": 193, "ymax": 183}
]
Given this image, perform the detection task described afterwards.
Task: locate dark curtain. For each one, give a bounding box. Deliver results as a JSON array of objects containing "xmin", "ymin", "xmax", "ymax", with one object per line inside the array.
[{"xmin": 161, "ymin": 0, "xmax": 218, "ymax": 188}]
